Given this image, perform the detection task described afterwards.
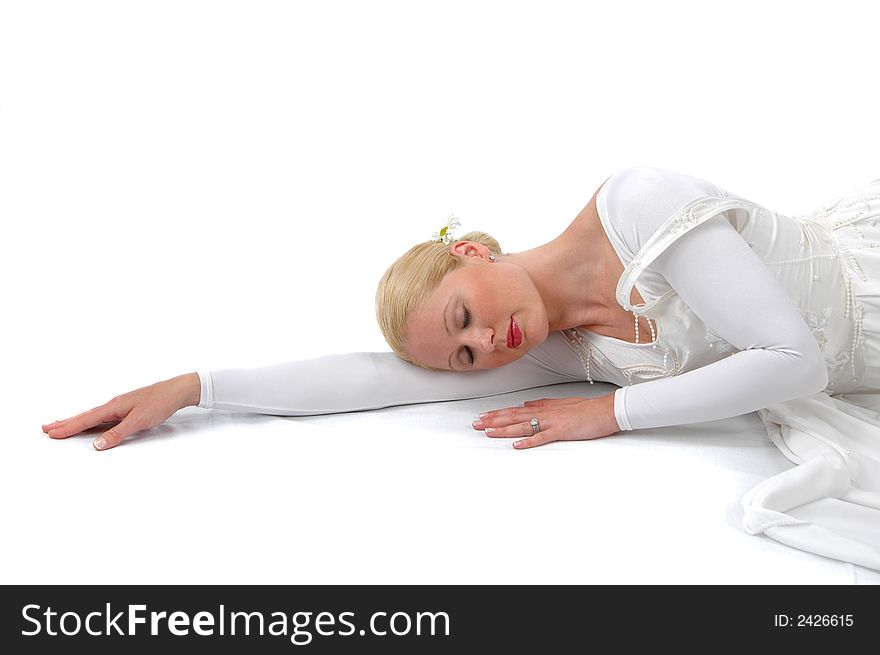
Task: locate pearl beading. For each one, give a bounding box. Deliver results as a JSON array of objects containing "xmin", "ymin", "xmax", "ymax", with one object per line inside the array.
[
  {"xmin": 814, "ymin": 193, "xmax": 876, "ymax": 384},
  {"xmin": 814, "ymin": 211, "xmax": 868, "ymax": 383},
  {"xmin": 634, "ymin": 312, "xmax": 658, "ymax": 346},
  {"xmin": 851, "ymin": 302, "xmax": 864, "ymax": 380},
  {"xmin": 563, "ymin": 312, "xmax": 660, "ymax": 386},
  {"xmin": 827, "ymin": 195, "xmax": 880, "ymax": 230},
  {"xmin": 563, "ymin": 328, "xmax": 594, "ymax": 384},
  {"xmin": 638, "ymin": 313, "xmax": 672, "ymax": 371},
  {"xmin": 838, "ymin": 242, "xmax": 868, "ymax": 286}
]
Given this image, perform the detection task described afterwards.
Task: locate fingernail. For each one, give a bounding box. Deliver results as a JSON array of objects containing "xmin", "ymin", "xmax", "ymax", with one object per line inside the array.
[
  {"xmin": 94, "ymin": 437, "xmax": 107, "ymax": 450},
  {"xmin": 479, "ymin": 412, "xmax": 488, "ymax": 418},
  {"xmin": 472, "ymin": 419, "xmax": 483, "ymax": 429},
  {"xmin": 513, "ymin": 440, "xmax": 523, "ymax": 448},
  {"xmin": 48, "ymin": 429, "xmax": 60, "ymax": 438},
  {"xmin": 484, "ymin": 428, "xmax": 495, "ymax": 435}
]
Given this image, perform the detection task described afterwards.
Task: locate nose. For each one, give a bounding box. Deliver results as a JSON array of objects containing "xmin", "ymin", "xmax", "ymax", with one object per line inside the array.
[{"xmin": 467, "ymin": 327, "xmax": 495, "ymax": 354}]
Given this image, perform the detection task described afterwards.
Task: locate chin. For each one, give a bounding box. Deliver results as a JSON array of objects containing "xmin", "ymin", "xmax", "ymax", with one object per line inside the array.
[{"xmin": 502, "ymin": 350, "xmax": 529, "ymax": 367}]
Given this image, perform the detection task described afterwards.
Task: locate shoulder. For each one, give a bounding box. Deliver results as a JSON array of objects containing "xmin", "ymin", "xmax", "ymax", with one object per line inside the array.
[
  {"xmin": 597, "ymin": 165, "xmax": 725, "ymax": 249},
  {"xmin": 599, "ymin": 165, "xmax": 723, "ymax": 213}
]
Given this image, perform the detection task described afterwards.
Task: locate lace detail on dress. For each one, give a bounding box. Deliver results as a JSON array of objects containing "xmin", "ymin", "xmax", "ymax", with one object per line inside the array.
[
  {"xmin": 800, "ymin": 307, "xmax": 833, "ymax": 353},
  {"xmin": 668, "ymin": 205, "xmax": 706, "ymax": 235},
  {"xmin": 620, "ymin": 354, "xmax": 681, "ymax": 385},
  {"xmin": 824, "ymin": 350, "xmax": 850, "ymax": 392},
  {"xmin": 704, "ymin": 328, "xmax": 736, "ymax": 354}
]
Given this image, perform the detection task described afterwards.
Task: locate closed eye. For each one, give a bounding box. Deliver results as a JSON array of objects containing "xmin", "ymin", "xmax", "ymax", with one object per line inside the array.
[{"xmin": 463, "ymin": 307, "xmax": 474, "ymax": 366}]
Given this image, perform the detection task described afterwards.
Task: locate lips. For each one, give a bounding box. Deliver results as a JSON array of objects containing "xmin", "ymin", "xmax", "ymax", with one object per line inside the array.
[{"xmin": 507, "ymin": 316, "xmax": 523, "ymax": 348}]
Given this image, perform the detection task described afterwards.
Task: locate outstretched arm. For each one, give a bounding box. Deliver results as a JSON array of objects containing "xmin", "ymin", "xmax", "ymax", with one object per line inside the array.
[
  {"xmin": 42, "ymin": 350, "xmax": 576, "ymax": 450},
  {"xmin": 198, "ymin": 350, "xmax": 573, "ymax": 415}
]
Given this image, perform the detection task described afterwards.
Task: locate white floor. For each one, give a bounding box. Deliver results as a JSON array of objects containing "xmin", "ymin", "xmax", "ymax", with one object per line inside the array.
[{"xmin": 10, "ymin": 376, "xmax": 880, "ymax": 585}]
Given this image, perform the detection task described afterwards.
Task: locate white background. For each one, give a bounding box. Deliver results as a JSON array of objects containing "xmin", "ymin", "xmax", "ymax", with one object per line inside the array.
[{"xmin": 2, "ymin": 0, "xmax": 879, "ymax": 584}]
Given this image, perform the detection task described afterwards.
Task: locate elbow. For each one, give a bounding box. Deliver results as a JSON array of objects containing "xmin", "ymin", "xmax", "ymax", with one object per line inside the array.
[
  {"xmin": 766, "ymin": 336, "xmax": 828, "ymax": 398},
  {"xmin": 790, "ymin": 343, "xmax": 829, "ymax": 396}
]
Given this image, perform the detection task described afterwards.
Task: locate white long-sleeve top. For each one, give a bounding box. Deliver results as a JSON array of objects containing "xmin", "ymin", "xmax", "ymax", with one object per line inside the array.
[
  {"xmin": 597, "ymin": 166, "xmax": 827, "ymax": 429},
  {"xmin": 197, "ymin": 166, "xmax": 829, "ymax": 431}
]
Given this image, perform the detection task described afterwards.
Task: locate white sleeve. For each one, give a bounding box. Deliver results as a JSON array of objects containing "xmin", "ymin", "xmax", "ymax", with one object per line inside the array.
[
  {"xmin": 197, "ymin": 351, "xmax": 573, "ymax": 415},
  {"xmin": 608, "ymin": 167, "xmax": 828, "ymax": 431}
]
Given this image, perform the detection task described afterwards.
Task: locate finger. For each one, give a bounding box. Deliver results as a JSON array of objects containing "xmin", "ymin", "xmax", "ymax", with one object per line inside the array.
[
  {"xmin": 477, "ymin": 398, "xmax": 584, "ymax": 427},
  {"xmin": 513, "ymin": 430, "xmax": 556, "ymax": 449},
  {"xmin": 483, "ymin": 420, "xmax": 539, "ymax": 439},
  {"xmin": 474, "ymin": 407, "xmax": 531, "ymax": 428},
  {"xmin": 94, "ymin": 412, "xmax": 143, "ymax": 451},
  {"xmin": 42, "ymin": 410, "xmax": 93, "ymax": 433},
  {"xmin": 47, "ymin": 403, "xmax": 123, "ymax": 439},
  {"xmin": 42, "ymin": 403, "xmax": 112, "ymax": 432}
]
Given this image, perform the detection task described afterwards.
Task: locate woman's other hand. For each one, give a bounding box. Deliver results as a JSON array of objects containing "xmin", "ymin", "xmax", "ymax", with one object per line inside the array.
[
  {"xmin": 471, "ymin": 394, "xmax": 620, "ymax": 449},
  {"xmin": 41, "ymin": 373, "xmax": 201, "ymax": 451}
]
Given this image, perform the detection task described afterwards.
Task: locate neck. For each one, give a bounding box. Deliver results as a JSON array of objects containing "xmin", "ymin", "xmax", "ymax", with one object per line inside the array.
[{"xmin": 503, "ymin": 224, "xmax": 618, "ymax": 332}]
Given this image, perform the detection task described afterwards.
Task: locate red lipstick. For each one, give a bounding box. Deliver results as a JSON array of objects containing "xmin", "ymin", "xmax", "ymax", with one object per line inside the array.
[{"xmin": 507, "ymin": 316, "xmax": 523, "ymax": 348}]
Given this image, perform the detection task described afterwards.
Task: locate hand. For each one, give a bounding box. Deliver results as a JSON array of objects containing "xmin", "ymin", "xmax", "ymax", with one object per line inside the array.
[
  {"xmin": 41, "ymin": 373, "xmax": 201, "ymax": 451},
  {"xmin": 471, "ymin": 394, "xmax": 620, "ymax": 449}
]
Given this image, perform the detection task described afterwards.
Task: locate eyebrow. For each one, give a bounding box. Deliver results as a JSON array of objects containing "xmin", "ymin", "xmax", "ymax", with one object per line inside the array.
[{"xmin": 444, "ymin": 296, "xmax": 456, "ymax": 370}]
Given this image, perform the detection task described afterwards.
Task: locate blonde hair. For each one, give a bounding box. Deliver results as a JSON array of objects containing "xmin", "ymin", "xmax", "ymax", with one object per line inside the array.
[{"xmin": 375, "ymin": 231, "xmax": 502, "ymax": 368}]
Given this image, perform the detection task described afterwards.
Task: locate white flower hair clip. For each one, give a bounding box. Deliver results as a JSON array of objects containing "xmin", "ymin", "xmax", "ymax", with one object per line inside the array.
[{"xmin": 430, "ymin": 214, "xmax": 461, "ymax": 245}]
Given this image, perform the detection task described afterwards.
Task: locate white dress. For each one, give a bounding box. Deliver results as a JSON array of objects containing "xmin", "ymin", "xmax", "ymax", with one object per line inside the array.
[
  {"xmin": 594, "ymin": 167, "xmax": 880, "ymax": 571},
  {"xmin": 197, "ymin": 166, "xmax": 880, "ymax": 571}
]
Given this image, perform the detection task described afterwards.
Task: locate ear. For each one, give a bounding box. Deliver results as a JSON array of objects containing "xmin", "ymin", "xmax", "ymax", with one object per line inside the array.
[{"xmin": 448, "ymin": 240, "xmax": 492, "ymax": 260}]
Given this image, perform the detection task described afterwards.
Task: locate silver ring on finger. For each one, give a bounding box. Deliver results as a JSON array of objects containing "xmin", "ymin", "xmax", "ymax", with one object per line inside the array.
[{"xmin": 530, "ymin": 417, "xmax": 540, "ymax": 435}]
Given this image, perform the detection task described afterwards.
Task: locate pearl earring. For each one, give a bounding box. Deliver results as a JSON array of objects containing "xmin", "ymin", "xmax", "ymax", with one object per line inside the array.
[{"xmin": 489, "ymin": 254, "xmax": 496, "ymax": 261}]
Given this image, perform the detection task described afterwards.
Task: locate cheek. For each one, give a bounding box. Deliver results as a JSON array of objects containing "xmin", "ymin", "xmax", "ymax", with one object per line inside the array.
[{"xmin": 475, "ymin": 272, "xmax": 508, "ymax": 309}]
